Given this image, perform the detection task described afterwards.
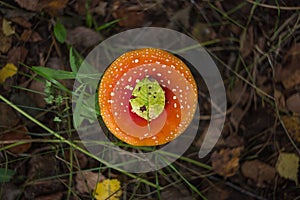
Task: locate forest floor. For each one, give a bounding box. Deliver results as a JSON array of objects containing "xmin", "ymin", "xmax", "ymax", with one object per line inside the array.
[{"xmin": 0, "ymin": 0, "xmax": 300, "ymax": 199}]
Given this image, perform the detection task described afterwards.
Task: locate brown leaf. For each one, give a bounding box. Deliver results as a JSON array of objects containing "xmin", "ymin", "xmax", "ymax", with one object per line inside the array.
[
  {"xmin": 112, "ymin": 3, "xmax": 145, "ymax": 28},
  {"xmin": 20, "ymin": 29, "xmax": 42, "ymax": 42},
  {"xmin": 27, "ymin": 79, "xmax": 47, "ymax": 108},
  {"xmin": 7, "ymin": 46, "xmax": 28, "ymax": 66},
  {"xmin": 0, "ymin": 31, "xmax": 12, "ymax": 53},
  {"xmin": 9, "ymin": 17, "xmax": 32, "ymax": 28},
  {"xmin": 211, "ymin": 147, "xmax": 243, "ymax": 177},
  {"xmin": 0, "ymin": 102, "xmax": 20, "ymax": 127},
  {"xmin": 276, "ymin": 43, "xmax": 300, "ymax": 89},
  {"xmin": 28, "ymin": 155, "xmax": 60, "ymax": 179},
  {"xmin": 66, "ymin": 27, "xmax": 102, "ymax": 49},
  {"xmin": 75, "ymin": 171, "xmax": 105, "ymax": 194},
  {"xmin": 92, "ymin": 1, "xmax": 108, "ymax": 17},
  {"xmin": 14, "ymin": 0, "xmax": 41, "ymax": 11},
  {"xmin": 0, "ymin": 126, "xmax": 31, "ymax": 154},
  {"xmin": 286, "ymin": 93, "xmax": 300, "ymax": 114},
  {"xmin": 241, "ymin": 160, "xmax": 276, "ymax": 187},
  {"xmin": 41, "ymin": 0, "xmax": 69, "ymax": 16}
]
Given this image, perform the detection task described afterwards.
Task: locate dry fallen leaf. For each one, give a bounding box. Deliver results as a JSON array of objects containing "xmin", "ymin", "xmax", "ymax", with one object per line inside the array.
[
  {"xmin": 241, "ymin": 160, "xmax": 276, "ymax": 188},
  {"xmin": 14, "ymin": 0, "xmax": 40, "ymax": 11},
  {"xmin": 0, "ymin": 31, "xmax": 12, "ymax": 53},
  {"xmin": 211, "ymin": 147, "xmax": 243, "ymax": 177},
  {"xmin": 20, "ymin": 29, "xmax": 42, "ymax": 42},
  {"xmin": 281, "ymin": 115, "xmax": 300, "ymax": 142},
  {"xmin": 66, "ymin": 27, "xmax": 102, "ymax": 49},
  {"xmin": 41, "ymin": 0, "xmax": 69, "ymax": 16},
  {"xmin": 286, "ymin": 93, "xmax": 300, "ymax": 114},
  {"xmin": 0, "ymin": 63, "xmax": 18, "ymax": 84},
  {"xmin": 0, "ymin": 126, "xmax": 31, "ymax": 154},
  {"xmin": 0, "ymin": 102, "xmax": 20, "ymax": 127},
  {"xmin": 94, "ymin": 179, "xmax": 122, "ymax": 200},
  {"xmin": 2, "ymin": 19, "xmax": 15, "ymax": 36},
  {"xmin": 112, "ymin": 2, "xmax": 145, "ymax": 28},
  {"xmin": 92, "ymin": 1, "xmax": 108, "ymax": 17},
  {"xmin": 276, "ymin": 43, "xmax": 300, "ymax": 89},
  {"xmin": 27, "ymin": 79, "xmax": 47, "ymax": 108},
  {"xmin": 7, "ymin": 47, "xmax": 29, "ymax": 65},
  {"xmin": 276, "ymin": 152, "xmax": 299, "ymax": 185},
  {"xmin": 75, "ymin": 171, "xmax": 105, "ymax": 194}
]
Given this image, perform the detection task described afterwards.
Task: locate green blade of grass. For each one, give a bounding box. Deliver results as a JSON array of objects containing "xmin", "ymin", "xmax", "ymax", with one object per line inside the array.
[
  {"xmin": 0, "ymin": 94, "xmax": 158, "ymax": 189},
  {"xmin": 32, "ymin": 67, "xmax": 76, "ymax": 80}
]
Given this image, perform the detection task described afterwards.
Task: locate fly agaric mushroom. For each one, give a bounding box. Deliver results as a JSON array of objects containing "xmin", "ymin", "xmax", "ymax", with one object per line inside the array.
[{"xmin": 98, "ymin": 48, "xmax": 197, "ymax": 146}]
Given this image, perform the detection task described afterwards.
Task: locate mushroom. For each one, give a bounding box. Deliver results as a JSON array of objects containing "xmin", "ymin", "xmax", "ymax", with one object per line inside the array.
[{"xmin": 98, "ymin": 48, "xmax": 197, "ymax": 146}]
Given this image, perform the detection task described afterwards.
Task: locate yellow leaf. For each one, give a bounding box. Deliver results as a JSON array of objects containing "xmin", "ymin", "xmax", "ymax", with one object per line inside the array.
[
  {"xmin": 0, "ymin": 63, "xmax": 18, "ymax": 83},
  {"xmin": 2, "ymin": 19, "xmax": 15, "ymax": 36},
  {"xmin": 276, "ymin": 152, "xmax": 299, "ymax": 185},
  {"xmin": 94, "ymin": 179, "xmax": 122, "ymax": 200}
]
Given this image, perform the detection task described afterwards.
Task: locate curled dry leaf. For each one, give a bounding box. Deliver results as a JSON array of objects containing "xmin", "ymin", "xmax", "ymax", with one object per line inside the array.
[
  {"xmin": 241, "ymin": 160, "xmax": 276, "ymax": 188},
  {"xmin": 0, "ymin": 126, "xmax": 31, "ymax": 154},
  {"xmin": 276, "ymin": 152, "xmax": 299, "ymax": 185},
  {"xmin": 211, "ymin": 147, "xmax": 243, "ymax": 177},
  {"xmin": 75, "ymin": 171, "xmax": 105, "ymax": 194},
  {"xmin": 281, "ymin": 115, "xmax": 300, "ymax": 142}
]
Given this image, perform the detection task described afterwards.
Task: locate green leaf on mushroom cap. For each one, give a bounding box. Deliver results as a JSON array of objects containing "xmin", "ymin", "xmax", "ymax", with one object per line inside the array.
[{"xmin": 130, "ymin": 77, "xmax": 165, "ymax": 122}]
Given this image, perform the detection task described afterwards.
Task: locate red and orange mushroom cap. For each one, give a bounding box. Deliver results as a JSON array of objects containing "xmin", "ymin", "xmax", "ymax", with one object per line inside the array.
[{"xmin": 98, "ymin": 48, "xmax": 197, "ymax": 146}]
